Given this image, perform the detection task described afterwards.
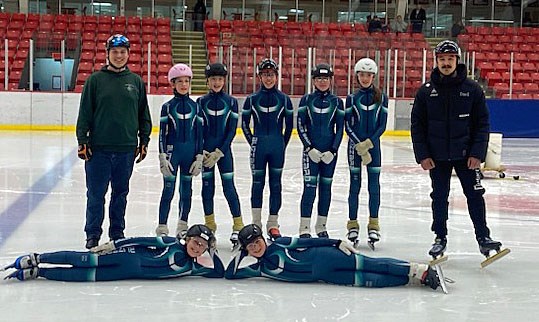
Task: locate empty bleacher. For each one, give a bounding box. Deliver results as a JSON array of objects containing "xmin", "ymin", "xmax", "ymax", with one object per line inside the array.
[
  {"xmin": 76, "ymin": 15, "xmax": 173, "ymax": 94},
  {"xmin": 0, "ymin": 12, "xmax": 172, "ymax": 94},
  {"xmin": 459, "ymin": 26, "xmax": 539, "ymax": 99},
  {"xmin": 204, "ymin": 19, "xmax": 431, "ymax": 96}
]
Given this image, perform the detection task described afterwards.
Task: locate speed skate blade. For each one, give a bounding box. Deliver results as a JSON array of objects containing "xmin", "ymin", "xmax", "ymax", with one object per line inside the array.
[
  {"xmin": 434, "ymin": 264, "xmax": 449, "ymax": 294},
  {"xmin": 429, "ymin": 254, "xmax": 448, "ymax": 266},
  {"xmin": 480, "ymin": 248, "xmax": 511, "ymax": 268}
]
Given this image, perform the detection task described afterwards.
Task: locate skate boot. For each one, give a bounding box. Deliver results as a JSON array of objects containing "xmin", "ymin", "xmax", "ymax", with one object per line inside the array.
[
  {"xmin": 315, "ymin": 215, "xmax": 329, "ymax": 238},
  {"xmin": 4, "ymin": 268, "xmax": 39, "ymax": 281},
  {"xmin": 267, "ymin": 215, "xmax": 281, "ymax": 241},
  {"xmin": 155, "ymin": 224, "xmax": 169, "ymax": 237},
  {"xmin": 299, "ymin": 217, "xmax": 311, "ymax": 239},
  {"xmin": 421, "ymin": 265, "xmax": 448, "ymax": 294},
  {"xmin": 367, "ymin": 217, "xmax": 381, "ymax": 250},
  {"xmin": 204, "ymin": 214, "xmax": 217, "ymax": 233},
  {"xmin": 2, "ymin": 253, "xmax": 39, "ymax": 271},
  {"xmin": 317, "ymin": 231, "xmax": 329, "ymax": 238},
  {"xmin": 429, "ymin": 236, "xmax": 448, "ymax": 265},
  {"xmin": 346, "ymin": 220, "xmax": 360, "ymax": 249},
  {"xmin": 230, "ymin": 216, "xmax": 244, "ymax": 251},
  {"xmin": 176, "ymin": 221, "xmax": 188, "ymax": 239},
  {"xmin": 477, "ymin": 236, "xmax": 511, "ymax": 268},
  {"xmin": 268, "ymin": 228, "xmax": 282, "ymax": 241},
  {"xmin": 230, "ymin": 231, "xmax": 240, "ymax": 251}
]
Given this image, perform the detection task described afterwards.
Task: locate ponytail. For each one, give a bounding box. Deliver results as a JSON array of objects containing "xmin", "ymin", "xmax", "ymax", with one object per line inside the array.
[{"xmin": 373, "ymin": 86, "xmax": 382, "ymax": 105}]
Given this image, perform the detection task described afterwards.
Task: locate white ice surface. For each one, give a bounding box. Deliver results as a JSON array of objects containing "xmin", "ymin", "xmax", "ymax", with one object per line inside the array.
[{"xmin": 0, "ymin": 132, "xmax": 538, "ymax": 322}]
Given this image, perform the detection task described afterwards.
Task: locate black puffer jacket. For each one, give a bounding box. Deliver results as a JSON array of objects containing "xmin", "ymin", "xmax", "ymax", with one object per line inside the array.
[{"xmin": 411, "ymin": 64, "xmax": 490, "ymax": 163}]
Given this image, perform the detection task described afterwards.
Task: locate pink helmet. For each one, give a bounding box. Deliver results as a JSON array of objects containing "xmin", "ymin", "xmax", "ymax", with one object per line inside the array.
[{"xmin": 168, "ymin": 63, "xmax": 193, "ymax": 82}]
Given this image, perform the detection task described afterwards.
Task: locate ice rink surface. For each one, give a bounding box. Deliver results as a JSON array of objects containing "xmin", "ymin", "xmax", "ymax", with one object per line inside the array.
[{"xmin": 0, "ymin": 131, "xmax": 538, "ymax": 322}]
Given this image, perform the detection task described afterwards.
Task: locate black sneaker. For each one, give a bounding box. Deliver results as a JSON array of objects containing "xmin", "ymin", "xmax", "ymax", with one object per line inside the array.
[{"xmin": 85, "ymin": 238, "xmax": 99, "ymax": 249}]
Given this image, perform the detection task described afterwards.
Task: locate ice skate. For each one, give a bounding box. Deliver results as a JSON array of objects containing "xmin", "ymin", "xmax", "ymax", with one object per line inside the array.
[
  {"xmin": 347, "ymin": 228, "xmax": 360, "ymax": 249},
  {"xmin": 367, "ymin": 218, "xmax": 380, "ymax": 250},
  {"xmin": 421, "ymin": 264, "xmax": 448, "ymax": 294},
  {"xmin": 2, "ymin": 253, "xmax": 39, "ymax": 271},
  {"xmin": 176, "ymin": 221, "xmax": 188, "ymax": 239},
  {"xmin": 429, "ymin": 237, "xmax": 448, "ymax": 265},
  {"xmin": 230, "ymin": 231, "xmax": 240, "ymax": 251},
  {"xmin": 231, "ymin": 217, "xmax": 245, "ymax": 251},
  {"xmin": 155, "ymin": 224, "xmax": 169, "ymax": 237},
  {"xmin": 4, "ymin": 268, "xmax": 39, "ymax": 281},
  {"xmin": 478, "ymin": 236, "xmax": 510, "ymax": 268},
  {"xmin": 347, "ymin": 220, "xmax": 360, "ymax": 249},
  {"xmin": 317, "ymin": 231, "xmax": 329, "ymax": 238},
  {"xmin": 267, "ymin": 215, "xmax": 281, "ymax": 241},
  {"xmin": 367, "ymin": 230, "xmax": 380, "ymax": 250},
  {"xmin": 315, "ymin": 216, "xmax": 329, "ymax": 238},
  {"xmin": 299, "ymin": 217, "xmax": 311, "ymax": 239},
  {"xmin": 268, "ymin": 227, "xmax": 282, "ymax": 241}
]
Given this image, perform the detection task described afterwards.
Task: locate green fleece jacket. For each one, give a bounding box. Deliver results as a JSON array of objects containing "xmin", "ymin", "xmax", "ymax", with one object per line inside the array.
[{"xmin": 76, "ymin": 66, "xmax": 152, "ymax": 152}]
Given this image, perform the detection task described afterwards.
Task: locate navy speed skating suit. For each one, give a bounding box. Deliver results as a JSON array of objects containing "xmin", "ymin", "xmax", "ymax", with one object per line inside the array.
[
  {"xmin": 225, "ymin": 237, "xmax": 414, "ymax": 287},
  {"xmin": 198, "ymin": 90, "xmax": 242, "ymax": 219},
  {"xmin": 17, "ymin": 237, "xmax": 224, "ymax": 281},
  {"xmin": 297, "ymin": 88, "xmax": 344, "ymax": 229},
  {"xmin": 345, "ymin": 86, "xmax": 388, "ymax": 222},
  {"xmin": 241, "ymin": 86, "xmax": 294, "ymax": 225},
  {"xmin": 158, "ymin": 91, "xmax": 203, "ymax": 225}
]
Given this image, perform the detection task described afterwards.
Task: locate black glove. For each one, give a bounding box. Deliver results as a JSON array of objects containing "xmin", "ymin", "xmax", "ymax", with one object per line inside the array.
[
  {"xmin": 77, "ymin": 144, "xmax": 92, "ymax": 161},
  {"xmin": 135, "ymin": 144, "xmax": 148, "ymax": 163}
]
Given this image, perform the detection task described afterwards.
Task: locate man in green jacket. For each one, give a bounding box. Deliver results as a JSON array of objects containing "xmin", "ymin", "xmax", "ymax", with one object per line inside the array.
[{"xmin": 76, "ymin": 34, "xmax": 152, "ymax": 249}]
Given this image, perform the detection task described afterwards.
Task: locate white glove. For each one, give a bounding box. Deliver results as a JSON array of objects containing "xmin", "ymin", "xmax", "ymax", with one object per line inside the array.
[
  {"xmin": 354, "ymin": 139, "xmax": 374, "ymax": 155},
  {"xmin": 90, "ymin": 241, "xmax": 116, "ymax": 255},
  {"xmin": 189, "ymin": 154, "xmax": 204, "ymax": 176},
  {"xmin": 338, "ymin": 240, "xmax": 359, "ymax": 256},
  {"xmin": 159, "ymin": 153, "xmax": 174, "ymax": 178},
  {"xmin": 203, "ymin": 148, "xmax": 224, "ymax": 168},
  {"xmin": 361, "ymin": 151, "xmax": 372, "ymax": 166},
  {"xmin": 307, "ymin": 147, "xmax": 322, "ymax": 163},
  {"xmin": 320, "ymin": 151, "xmax": 336, "ymax": 164}
]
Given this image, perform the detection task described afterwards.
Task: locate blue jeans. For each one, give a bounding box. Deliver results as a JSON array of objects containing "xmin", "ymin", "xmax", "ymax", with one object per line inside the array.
[{"xmin": 84, "ymin": 150, "xmax": 135, "ymax": 240}]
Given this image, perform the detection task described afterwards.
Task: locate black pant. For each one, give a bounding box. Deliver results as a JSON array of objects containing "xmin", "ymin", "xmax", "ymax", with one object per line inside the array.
[{"xmin": 429, "ymin": 160, "xmax": 490, "ymax": 239}]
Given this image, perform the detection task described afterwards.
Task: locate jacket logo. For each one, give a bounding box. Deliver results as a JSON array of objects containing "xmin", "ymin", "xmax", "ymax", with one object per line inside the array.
[
  {"xmin": 430, "ymin": 88, "xmax": 438, "ymax": 97},
  {"xmin": 460, "ymin": 91, "xmax": 470, "ymax": 97},
  {"xmin": 124, "ymin": 84, "xmax": 137, "ymax": 92},
  {"xmin": 459, "ymin": 113, "xmax": 470, "ymax": 118}
]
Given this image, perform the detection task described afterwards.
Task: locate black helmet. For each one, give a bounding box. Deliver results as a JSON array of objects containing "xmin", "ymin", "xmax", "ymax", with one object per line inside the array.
[
  {"xmin": 311, "ymin": 63, "xmax": 334, "ymax": 78},
  {"xmin": 205, "ymin": 63, "xmax": 228, "ymax": 78},
  {"xmin": 106, "ymin": 34, "xmax": 130, "ymax": 51},
  {"xmin": 434, "ymin": 40, "xmax": 461, "ymax": 59},
  {"xmin": 238, "ymin": 224, "xmax": 264, "ymax": 249},
  {"xmin": 185, "ymin": 224, "xmax": 216, "ymax": 249},
  {"xmin": 257, "ymin": 58, "xmax": 278, "ymax": 74}
]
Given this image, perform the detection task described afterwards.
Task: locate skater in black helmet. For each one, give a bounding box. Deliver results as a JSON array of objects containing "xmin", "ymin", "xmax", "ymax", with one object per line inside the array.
[
  {"xmin": 225, "ymin": 224, "xmax": 449, "ymax": 293},
  {"xmin": 197, "ymin": 63, "xmax": 245, "ymax": 249},
  {"xmin": 411, "ymin": 40, "xmax": 508, "ymax": 266}
]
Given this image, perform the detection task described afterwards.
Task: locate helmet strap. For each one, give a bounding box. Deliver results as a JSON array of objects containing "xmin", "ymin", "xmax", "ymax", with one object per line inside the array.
[{"xmin": 107, "ymin": 62, "xmax": 127, "ymax": 72}]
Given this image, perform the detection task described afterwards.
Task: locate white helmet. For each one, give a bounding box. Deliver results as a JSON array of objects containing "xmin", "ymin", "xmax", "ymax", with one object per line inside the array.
[{"xmin": 354, "ymin": 58, "xmax": 378, "ymax": 75}]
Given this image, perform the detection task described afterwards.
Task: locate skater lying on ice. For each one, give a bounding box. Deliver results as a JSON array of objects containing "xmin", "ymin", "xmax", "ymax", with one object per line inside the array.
[
  {"xmin": 225, "ymin": 224, "xmax": 448, "ymax": 293},
  {"xmin": 2, "ymin": 224, "xmax": 224, "ymax": 281}
]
